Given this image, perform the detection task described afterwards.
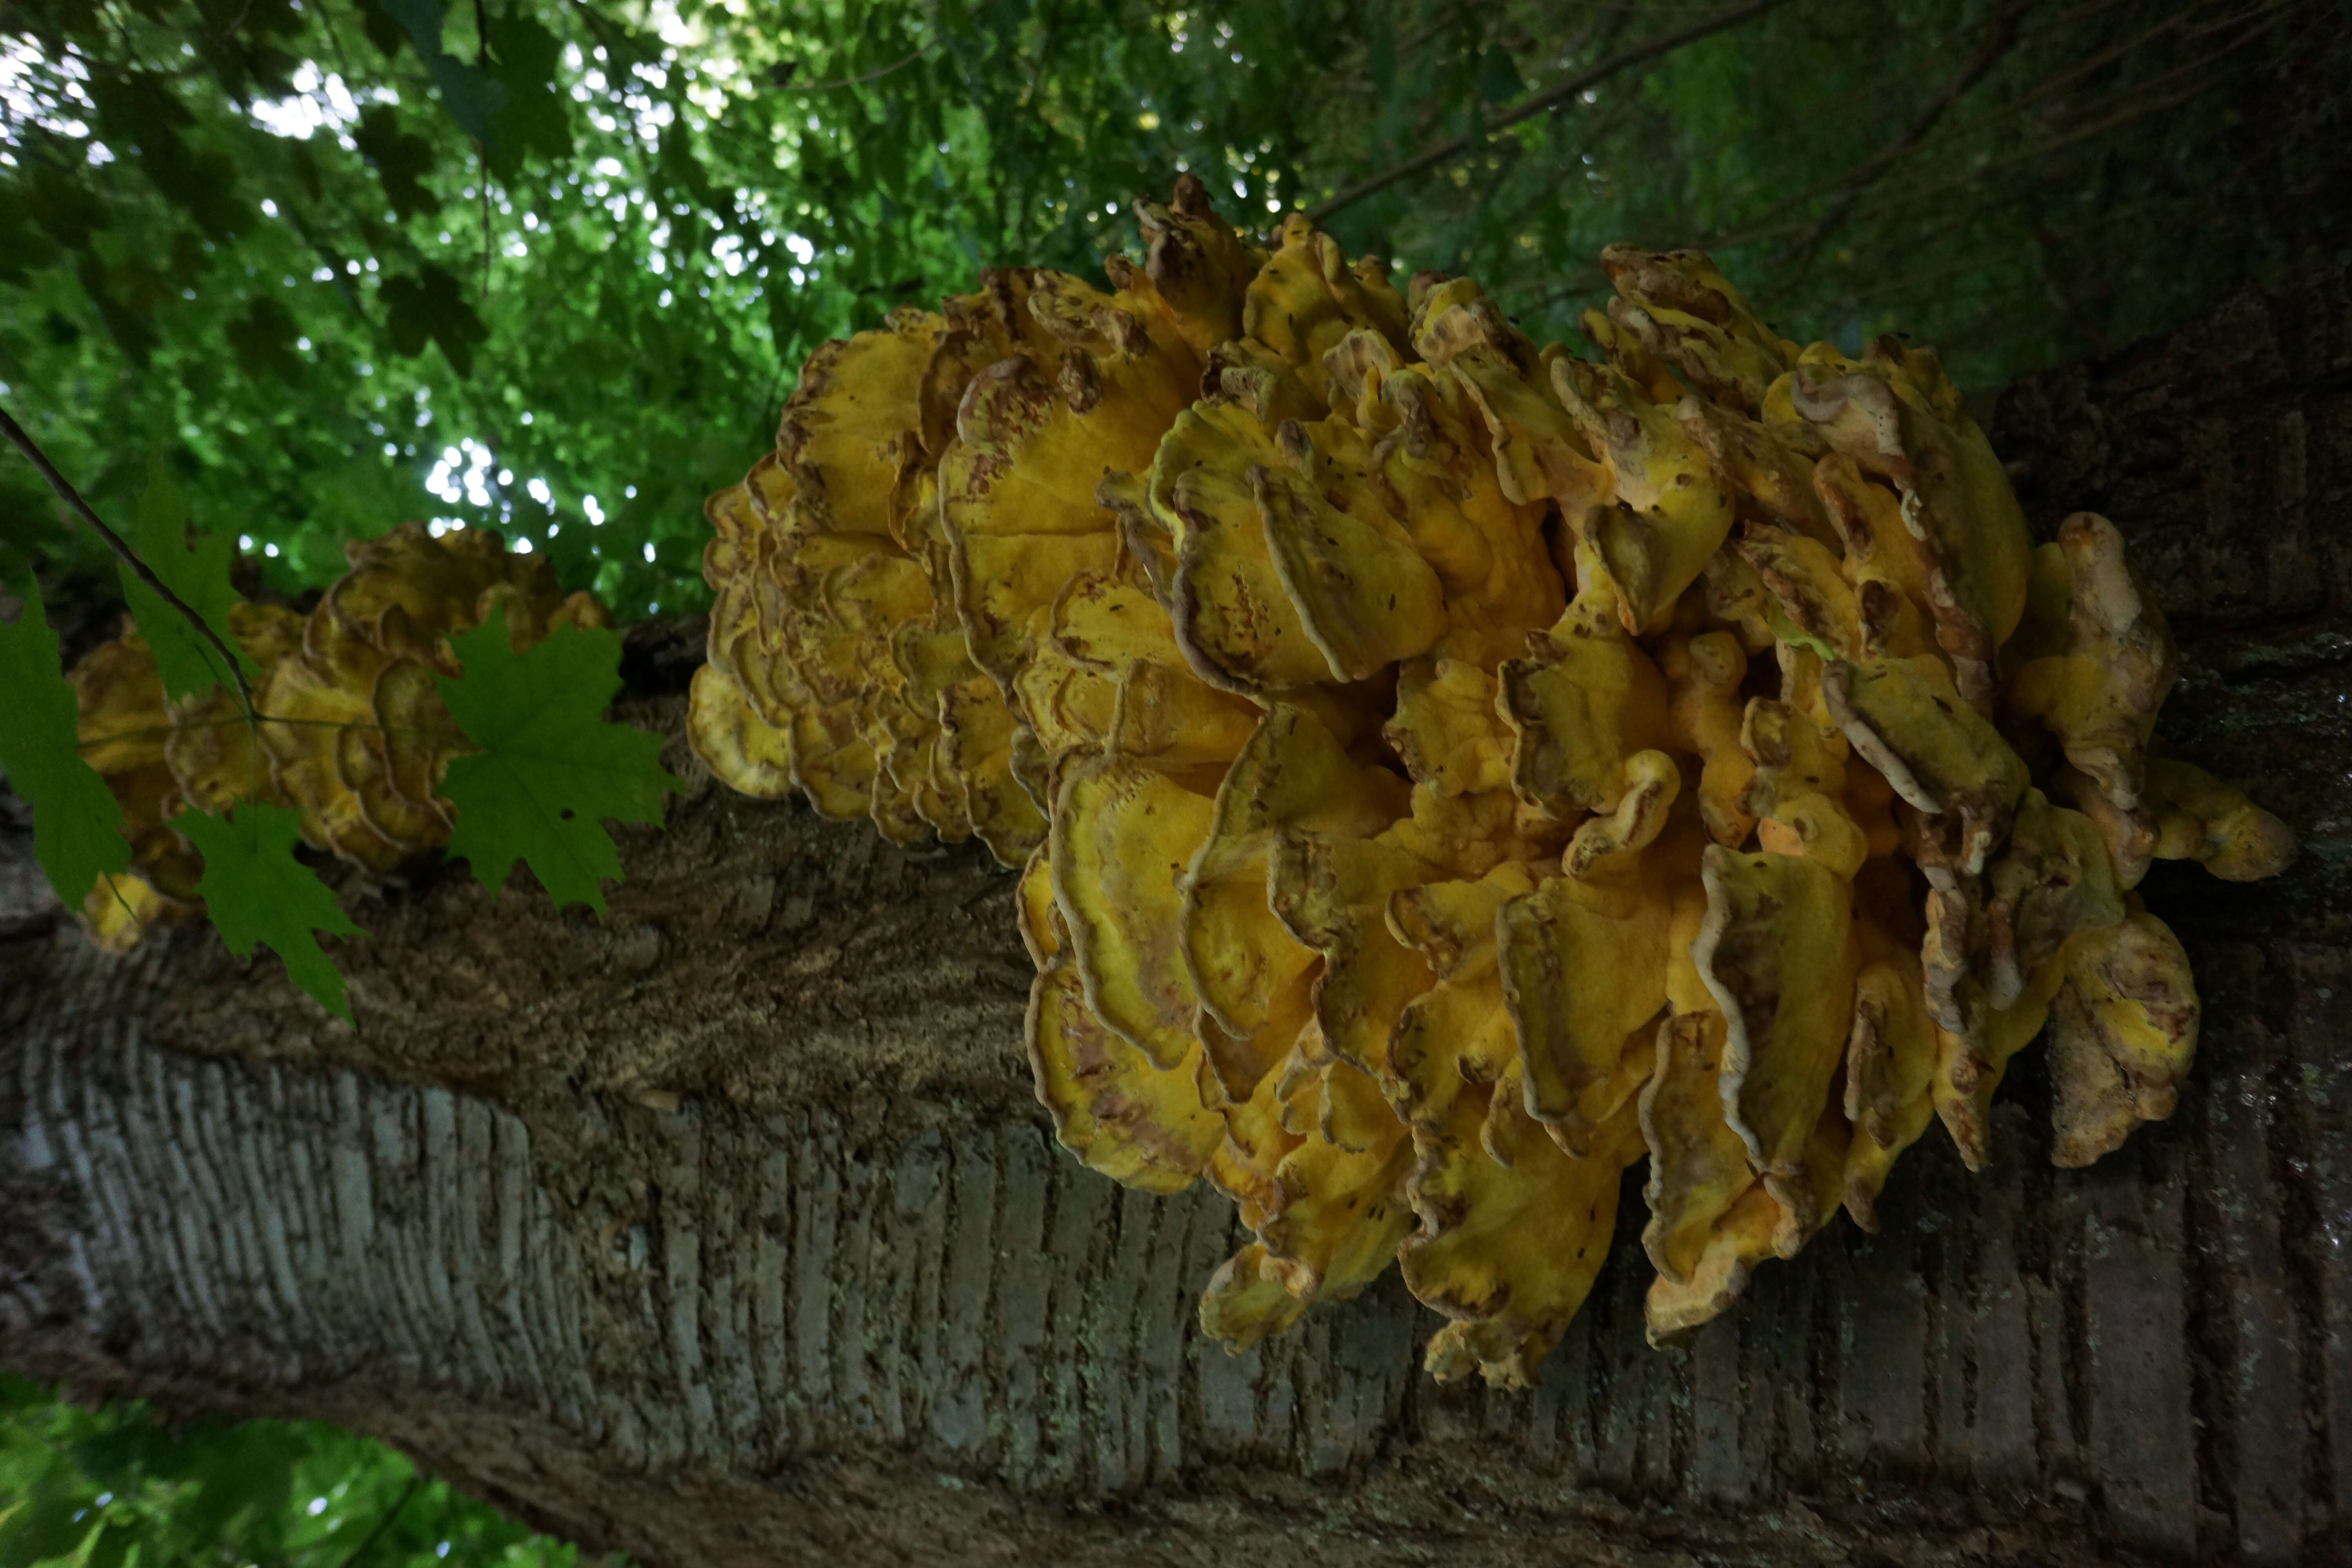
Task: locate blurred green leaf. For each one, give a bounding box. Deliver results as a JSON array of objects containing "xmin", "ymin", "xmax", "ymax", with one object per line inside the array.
[
  {"xmin": 1477, "ymin": 44, "xmax": 1525, "ymax": 107},
  {"xmin": 0, "ymin": 1374, "xmax": 599, "ymax": 1567},
  {"xmin": 225, "ymin": 295, "xmax": 307, "ymax": 386},
  {"xmin": 484, "ymin": 10, "xmax": 572, "ymax": 173},
  {"xmin": 0, "ymin": 191, "xmax": 58, "ymax": 287},
  {"xmin": 82, "ymin": 69, "xmax": 245, "ymax": 240},
  {"xmin": 381, "ymin": 263, "xmax": 488, "ymax": 377},
  {"xmin": 369, "ymin": 0, "xmax": 510, "ymax": 145},
  {"xmin": 354, "ymin": 105, "xmax": 441, "ymax": 221},
  {"xmin": 22, "ymin": 164, "xmax": 107, "ymax": 252},
  {"xmin": 71, "ymin": 255, "xmax": 158, "ymax": 368}
]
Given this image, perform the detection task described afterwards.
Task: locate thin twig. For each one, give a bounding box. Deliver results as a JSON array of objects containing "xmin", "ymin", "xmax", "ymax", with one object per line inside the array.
[
  {"xmin": 1492, "ymin": 91, "xmax": 1642, "ymax": 238},
  {"xmin": 1491, "ymin": 0, "xmax": 2134, "ymax": 246},
  {"xmin": 775, "ymin": 45, "xmax": 933, "ymax": 92},
  {"xmin": 336, "ymin": 1475, "xmax": 423, "ymax": 1568},
  {"xmin": 1782, "ymin": 0, "xmax": 2037, "ymax": 267},
  {"xmin": 1305, "ymin": 0, "xmax": 1795, "ymax": 223},
  {"xmin": 1497, "ymin": 0, "xmax": 2281, "ymax": 304},
  {"xmin": 211, "ymin": 0, "xmax": 260, "ymax": 43},
  {"xmin": 1726, "ymin": 15, "xmax": 2282, "ymax": 251},
  {"xmin": 0, "ymin": 405, "xmax": 257, "ymax": 718},
  {"xmin": 1504, "ymin": 30, "xmax": 2267, "ymax": 322},
  {"xmin": 1497, "ymin": 0, "xmax": 2240, "ymax": 313},
  {"xmin": 1713, "ymin": 0, "xmax": 2268, "ymax": 258}
]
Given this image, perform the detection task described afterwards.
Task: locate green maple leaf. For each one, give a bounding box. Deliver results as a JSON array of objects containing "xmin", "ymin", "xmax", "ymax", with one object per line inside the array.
[
  {"xmin": 225, "ymin": 296, "xmax": 306, "ymax": 387},
  {"xmin": 121, "ymin": 452, "xmax": 254, "ymax": 703},
  {"xmin": 352, "ymin": 104, "xmax": 439, "ymax": 221},
  {"xmin": 381, "ymin": 264, "xmax": 488, "ymax": 377},
  {"xmin": 169, "ymin": 802, "xmax": 363, "ymax": 1023},
  {"xmin": 484, "ymin": 13, "xmax": 573, "ymax": 175},
  {"xmin": 0, "ymin": 576, "xmax": 132, "ymax": 906},
  {"xmin": 367, "ymin": 0, "xmax": 509, "ymax": 146},
  {"xmin": 435, "ymin": 601, "xmax": 680, "ymax": 913}
]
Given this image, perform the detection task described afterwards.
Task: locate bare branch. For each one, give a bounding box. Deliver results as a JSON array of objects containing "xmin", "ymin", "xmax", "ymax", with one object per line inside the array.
[
  {"xmin": 1782, "ymin": 0, "xmax": 2038, "ymax": 267},
  {"xmin": 773, "ymin": 46, "xmax": 932, "ymax": 93},
  {"xmin": 1724, "ymin": 0, "xmax": 2275, "ymax": 261},
  {"xmin": 1305, "ymin": 0, "xmax": 1796, "ymax": 224},
  {"xmin": 1723, "ymin": 4, "xmax": 2288, "ymax": 254}
]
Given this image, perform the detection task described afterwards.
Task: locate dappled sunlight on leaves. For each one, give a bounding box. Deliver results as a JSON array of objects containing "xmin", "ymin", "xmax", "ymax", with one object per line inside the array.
[{"xmin": 0, "ymin": 0, "xmax": 2327, "ymax": 622}]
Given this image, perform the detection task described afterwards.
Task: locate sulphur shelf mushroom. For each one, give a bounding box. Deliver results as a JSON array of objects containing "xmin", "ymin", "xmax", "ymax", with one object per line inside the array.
[
  {"xmin": 68, "ymin": 523, "xmax": 609, "ymax": 949},
  {"xmin": 686, "ymin": 176, "xmax": 2294, "ymax": 1386}
]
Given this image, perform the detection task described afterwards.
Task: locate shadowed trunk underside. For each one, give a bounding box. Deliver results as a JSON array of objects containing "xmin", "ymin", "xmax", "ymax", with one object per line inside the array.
[{"xmin": 4, "ymin": 271, "xmax": 2350, "ymax": 1566}]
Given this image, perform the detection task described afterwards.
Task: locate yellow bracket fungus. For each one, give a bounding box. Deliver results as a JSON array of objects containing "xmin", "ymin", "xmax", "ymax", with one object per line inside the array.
[
  {"xmin": 690, "ymin": 178, "xmax": 2295, "ymax": 1384},
  {"xmin": 69, "ymin": 524, "xmax": 608, "ymax": 947}
]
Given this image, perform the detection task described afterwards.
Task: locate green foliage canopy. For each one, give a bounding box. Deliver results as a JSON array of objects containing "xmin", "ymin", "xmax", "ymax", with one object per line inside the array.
[{"xmin": 3, "ymin": 0, "xmax": 2340, "ymax": 621}]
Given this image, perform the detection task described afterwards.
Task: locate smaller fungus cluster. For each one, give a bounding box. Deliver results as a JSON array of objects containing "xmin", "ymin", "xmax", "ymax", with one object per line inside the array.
[
  {"xmin": 69, "ymin": 522, "xmax": 608, "ymax": 947},
  {"xmin": 693, "ymin": 178, "xmax": 2295, "ymax": 1383}
]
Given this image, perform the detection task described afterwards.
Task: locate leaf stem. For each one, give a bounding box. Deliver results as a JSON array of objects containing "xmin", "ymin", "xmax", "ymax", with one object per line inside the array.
[
  {"xmin": 476, "ymin": 0, "xmax": 493, "ymax": 305},
  {"xmin": 0, "ymin": 404, "xmax": 260, "ymax": 720},
  {"xmin": 778, "ymin": 45, "xmax": 933, "ymax": 92}
]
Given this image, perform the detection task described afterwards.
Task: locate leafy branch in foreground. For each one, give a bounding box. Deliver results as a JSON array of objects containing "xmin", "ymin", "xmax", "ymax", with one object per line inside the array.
[
  {"xmin": 170, "ymin": 802, "xmax": 365, "ymax": 1023},
  {"xmin": 7, "ymin": 0, "xmax": 2335, "ymax": 635},
  {"xmin": 0, "ymin": 576, "xmax": 131, "ymax": 906},
  {"xmin": 0, "ymin": 406, "xmax": 256, "ymax": 715},
  {"xmin": 3, "ymin": 417, "xmax": 674, "ymax": 1020},
  {"xmin": 119, "ymin": 451, "xmax": 258, "ymax": 706}
]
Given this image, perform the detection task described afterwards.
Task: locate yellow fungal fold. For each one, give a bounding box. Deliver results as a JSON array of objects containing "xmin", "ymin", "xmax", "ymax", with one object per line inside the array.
[{"xmin": 686, "ymin": 181, "xmax": 2293, "ymax": 1387}]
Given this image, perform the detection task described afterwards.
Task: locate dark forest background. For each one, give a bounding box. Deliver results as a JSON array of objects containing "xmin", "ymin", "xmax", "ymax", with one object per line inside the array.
[{"xmin": 2, "ymin": 0, "xmax": 2345, "ymax": 1561}]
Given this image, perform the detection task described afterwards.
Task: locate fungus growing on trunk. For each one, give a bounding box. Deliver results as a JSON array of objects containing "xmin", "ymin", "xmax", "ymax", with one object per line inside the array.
[
  {"xmin": 68, "ymin": 524, "xmax": 608, "ymax": 946},
  {"xmin": 688, "ymin": 178, "xmax": 2293, "ymax": 1384}
]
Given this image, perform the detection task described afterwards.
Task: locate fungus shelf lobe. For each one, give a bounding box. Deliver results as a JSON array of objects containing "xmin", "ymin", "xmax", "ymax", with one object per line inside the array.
[{"xmin": 688, "ymin": 175, "xmax": 2296, "ymax": 1386}]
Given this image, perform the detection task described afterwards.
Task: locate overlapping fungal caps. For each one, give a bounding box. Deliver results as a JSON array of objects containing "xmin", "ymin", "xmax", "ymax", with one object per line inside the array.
[
  {"xmin": 67, "ymin": 521, "xmax": 609, "ymax": 949},
  {"xmin": 689, "ymin": 179, "xmax": 1269, "ymax": 863},
  {"xmin": 693, "ymin": 183, "xmax": 2297, "ymax": 1387}
]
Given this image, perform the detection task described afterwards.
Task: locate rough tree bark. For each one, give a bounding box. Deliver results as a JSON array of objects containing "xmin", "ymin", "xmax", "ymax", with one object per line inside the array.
[{"xmin": 2, "ymin": 270, "xmax": 2348, "ymax": 1567}]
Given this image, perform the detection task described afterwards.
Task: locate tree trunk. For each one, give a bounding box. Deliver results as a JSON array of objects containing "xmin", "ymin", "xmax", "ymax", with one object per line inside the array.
[{"xmin": 4, "ymin": 271, "xmax": 2348, "ymax": 1567}]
